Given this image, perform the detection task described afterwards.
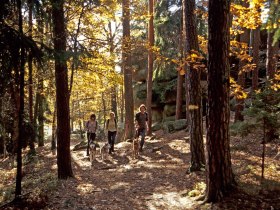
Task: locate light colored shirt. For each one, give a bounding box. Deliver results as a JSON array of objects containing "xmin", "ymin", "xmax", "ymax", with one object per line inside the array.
[
  {"xmin": 107, "ymin": 119, "xmax": 117, "ymax": 132},
  {"xmin": 86, "ymin": 120, "xmax": 97, "ymax": 133}
]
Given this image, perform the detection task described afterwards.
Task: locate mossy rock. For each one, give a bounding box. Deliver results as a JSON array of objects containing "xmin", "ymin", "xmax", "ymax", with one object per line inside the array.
[
  {"xmin": 162, "ymin": 121, "xmax": 175, "ymax": 133},
  {"xmin": 174, "ymin": 119, "xmax": 188, "ymax": 131},
  {"xmin": 162, "ymin": 115, "xmax": 176, "ymax": 122},
  {"xmin": 152, "ymin": 122, "xmax": 162, "ymax": 131},
  {"xmin": 163, "ymin": 104, "xmax": 176, "ymax": 117}
]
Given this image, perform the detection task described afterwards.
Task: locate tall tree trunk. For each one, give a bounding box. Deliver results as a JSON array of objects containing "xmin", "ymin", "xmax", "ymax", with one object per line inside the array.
[
  {"xmin": 182, "ymin": 1, "xmax": 190, "ymax": 125},
  {"xmin": 51, "ymin": 104, "xmax": 57, "ymax": 154},
  {"xmin": 111, "ymin": 85, "xmax": 118, "ymax": 119},
  {"xmin": 102, "ymin": 92, "xmax": 106, "ymax": 128},
  {"xmin": 175, "ymin": 28, "xmax": 184, "ymax": 120},
  {"xmin": 266, "ymin": 31, "xmax": 277, "ymax": 80},
  {"xmin": 51, "ymin": 0, "xmax": 73, "ymax": 179},
  {"xmin": 175, "ymin": 74, "xmax": 184, "ymax": 120},
  {"xmin": 15, "ymin": 0, "xmax": 25, "ymax": 199},
  {"xmin": 38, "ymin": 79, "xmax": 44, "ymax": 147},
  {"xmin": 27, "ymin": 0, "xmax": 35, "ymax": 154},
  {"xmin": 252, "ymin": 27, "xmax": 260, "ymax": 90},
  {"xmin": 121, "ymin": 85, "xmax": 124, "ymax": 123},
  {"xmin": 206, "ymin": 0, "xmax": 235, "ymax": 202},
  {"xmin": 235, "ymin": 29, "xmax": 249, "ymax": 122},
  {"xmin": 108, "ymin": 22, "xmax": 118, "ymax": 120},
  {"xmin": 122, "ymin": 0, "xmax": 134, "ymax": 139},
  {"xmin": 146, "ymin": 0, "xmax": 154, "ymax": 136},
  {"xmin": 183, "ymin": 0, "xmax": 205, "ymax": 171}
]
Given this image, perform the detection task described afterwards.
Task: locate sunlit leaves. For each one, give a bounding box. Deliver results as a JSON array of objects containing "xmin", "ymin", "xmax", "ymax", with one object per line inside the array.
[{"xmin": 230, "ymin": 77, "xmax": 248, "ymax": 100}]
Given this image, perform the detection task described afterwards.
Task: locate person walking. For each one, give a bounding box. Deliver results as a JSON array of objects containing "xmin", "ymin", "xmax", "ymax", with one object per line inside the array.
[
  {"xmin": 135, "ymin": 104, "xmax": 149, "ymax": 151},
  {"xmin": 106, "ymin": 112, "xmax": 117, "ymax": 154},
  {"xmin": 85, "ymin": 114, "xmax": 98, "ymax": 156}
]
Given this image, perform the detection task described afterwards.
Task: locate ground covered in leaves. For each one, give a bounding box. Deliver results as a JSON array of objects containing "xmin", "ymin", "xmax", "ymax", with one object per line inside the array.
[{"xmin": 0, "ymin": 129, "xmax": 279, "ymax": 210}]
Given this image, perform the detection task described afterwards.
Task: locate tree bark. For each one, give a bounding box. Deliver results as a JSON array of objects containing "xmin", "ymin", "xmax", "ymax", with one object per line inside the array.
[
  {"xmin": 38, "ymin": 79, "xmax": 44, "ymax": 147},
  {"xmin": 108, "ymin": 22, "xmax": 118, "ymax": 120},
  {"xmin": 235, "ymin": 29, "xmax": 249, "ymax": 122},
  {"xmin": 51, "ymin": 0, "xmax": 73, "ymax": 179},
  {"xmin": 183, "ymin": 0, "xmax": 205, "ymax": 171},
  {"xmin": 206, "ymin": 0, "xmax": 235, "ymax": 202},
  {"xmin": 15, "ymin": 0, "xmax": 24, "ymax": 199},
  {"xmin": 122, "ymin": 0, "xmax": 134, "ymax": 139},
  {"xmin": 252, "ymin": 27, "xmax": 260, "ymax": 90},
  {"xmin": 27, "ymin": 0, "xmax": 36, "ymax": 154},
  {"xmin": 51, "ymin": 104, "xmax": 57, "ymax": 154},
  {"xmin": 146, "ymin": 0, "xmax": 154, "ymax": 136},
  {"xmin": 266, "ymin": 31, "xmax": 277, "ymax": 80},
  {"xmin": 175, "ymin": 73, "xmax": 184, "ymax": 120}
]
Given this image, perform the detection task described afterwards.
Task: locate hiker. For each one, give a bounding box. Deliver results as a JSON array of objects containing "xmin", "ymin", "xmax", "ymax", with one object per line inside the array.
[
  {"xmin": 135, "ymin": 104, "xmax": 149, "ymax": 152},
  {"xmin": 106, "ymin": 112, "xmax": 117, "ymax": 154},
  {"xmin": 85, "ymin": 114, "xmax": 98, "ymax": 156}
]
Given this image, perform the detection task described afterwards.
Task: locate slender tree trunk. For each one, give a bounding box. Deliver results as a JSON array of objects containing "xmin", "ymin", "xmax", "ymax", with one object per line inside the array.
[
  {"xmin": 15, "ymin": 0, "xmax": 25, "ymax": 199},
  {"xmin": 176, "ymin": 28, "xmax": 184, "ymax": 120},
  {"xmin": 146, "ymin": 0, "xmax": 154, "ymax": 136},
  {"xmin": 51, "ymin": 0, "xmax": 73, "ymax": 179},
  {"xmin": 182, "ymin": 1, "xmax": 189, "ymax": 125},
  {"xmin": 183, "ymin": 0, "xmax": 205, "ymax": 171},
  {"xmin": 51, "ymin": 104, "xmax": 57, "ymax": 155},
  {"xmin": 252, "ymin": 27, "xmax": 260, "ymax": 90},
  {"xmin": 122, "ymin": 0, "xmax": 134, "ymax": 139},
  {"xmin": 108, "ymin": 22, "xmax": 118, "ymax": 120},
  {"xmin": 27, "ymin": 0, "xmax": 36, "ymax": 152},
  {"xmin": 38, "ymin": 79, "xmax": 44, "ymax": 147},
  {"xmin": 111, "ymin": 85, "xmax": 118, "ymax": 119},
  {"xmin": 235, "ymin": 29, "xmax": 249, "ymax": 122},
  {"xmin": 176, "ymin": 74, "xmax": 184, "ymax": 120},
  {"xmin": 206, "ymin": 0, "xmax": 235, "ymax": 202},
  {"xmin": 102, "ymin": 92, "xmax": 106, "ymax": 128},
  {"xmin": 121, "ymin": 85, "xmax": 124, "ymax": 123},
  {"xmin": 266, "ymin": 31, "xmax": 277, "ymax": 80}
]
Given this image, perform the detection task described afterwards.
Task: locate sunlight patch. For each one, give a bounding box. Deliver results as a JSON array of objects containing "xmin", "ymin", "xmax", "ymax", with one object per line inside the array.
[{"xmin": 146, "ymin": 191, "xmax": 195, "ymax": 210}]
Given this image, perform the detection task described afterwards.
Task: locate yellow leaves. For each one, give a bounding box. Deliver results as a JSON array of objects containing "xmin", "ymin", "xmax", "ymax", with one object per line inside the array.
[
  {"xmin": 231, "ymin": 1, "xmax": 263, "ymax": 32},
  {"xmin": 189, "ymin": 105, "xmax": 199, "ymax": 110},
  {"xmin": 230, "ymin": 77, "xmax": 248, "ymax": 99}
]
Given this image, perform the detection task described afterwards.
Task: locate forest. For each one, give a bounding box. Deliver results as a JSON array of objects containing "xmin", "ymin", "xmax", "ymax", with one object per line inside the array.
[{"xmin": 0, "ymin": 0, "xmax": 279, "ymax": 209}]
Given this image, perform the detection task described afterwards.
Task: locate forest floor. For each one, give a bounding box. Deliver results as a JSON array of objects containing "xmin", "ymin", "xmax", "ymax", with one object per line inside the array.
[{"xmin": 0, "ymin": 129, "xmax": 280, "ymax": 210}]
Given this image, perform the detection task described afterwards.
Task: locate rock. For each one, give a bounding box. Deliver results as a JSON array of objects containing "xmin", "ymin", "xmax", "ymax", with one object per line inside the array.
[
  {"xmin": 152, "ymin": 122, "xmax": 162, "ymax": 131},
  {"xmin": 162, "ymin": 115, "xmax": 176, "ymax": 122},
  {"xmin": 174, "ymin": 119, "xmax": 188, "ymax": 131},
  {"xmin": 163, "ymin": 104, "xmax": 176, "ymax": 117},
  {"xmin": 162, "ymin": 121, "xmax": 175, "ymax": 133}
]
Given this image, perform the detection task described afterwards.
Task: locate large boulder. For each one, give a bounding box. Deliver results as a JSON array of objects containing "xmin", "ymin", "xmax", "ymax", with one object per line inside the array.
[
  {"xmin": 162, "ymin": 115, "xmax": 176, "ymax": 122},
  {"xmin": 174, "ymin": 119, "xmax": 188, "ymax": 131},
  {"xmin": 152, "ymin": 107, "xmax": 163, "ymax": 122},
  {"xmin": 152, "ymin": 122, "xmax": 162, "ymax": 131},
  {"xmin": 163, "ymin": 104, "xmax": 176, "ymax": 117},
  {"xmin": 162, "ymin": 121, "xmax": 175, "ymax": 133}
]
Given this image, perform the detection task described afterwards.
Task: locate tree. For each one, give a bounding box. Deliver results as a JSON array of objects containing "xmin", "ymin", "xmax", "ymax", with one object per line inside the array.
[
  {"xmin": 15, "ymin": 0, "xmax": 25, "ymax": 199},
  {"xmin": 51, "ymin": 0, "xmax": 73, "ymax": 179},
  {"xmin": 235, "ymin": 29, "xmax": 249, "ymax": 122},
  {"xmin": 252, "ymin": 27, "xmax": 260, "ymax": 90},
  {"xmin": 183, "ymin": 0, "xmax": 205, "ymax": 172},
  {"xmin": 146, "ymin": 0, "xmax": 154, "ymax": 135},
  {"xmin": 206, "ymin": 0, "xmax": 235, "ymax": 202},
  {"xmin": 122, "ymin": 0, "xmax": 134, "ymax": 139}
]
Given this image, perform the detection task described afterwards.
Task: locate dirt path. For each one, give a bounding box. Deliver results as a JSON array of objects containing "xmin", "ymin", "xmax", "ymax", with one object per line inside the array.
[
  {"xmin": 1, "ymin": 129, "xmax": 279, "ymax": 210},
  {"xmin": 46, "ymin": 131, "xmax": 203, "ymax": 210}
]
